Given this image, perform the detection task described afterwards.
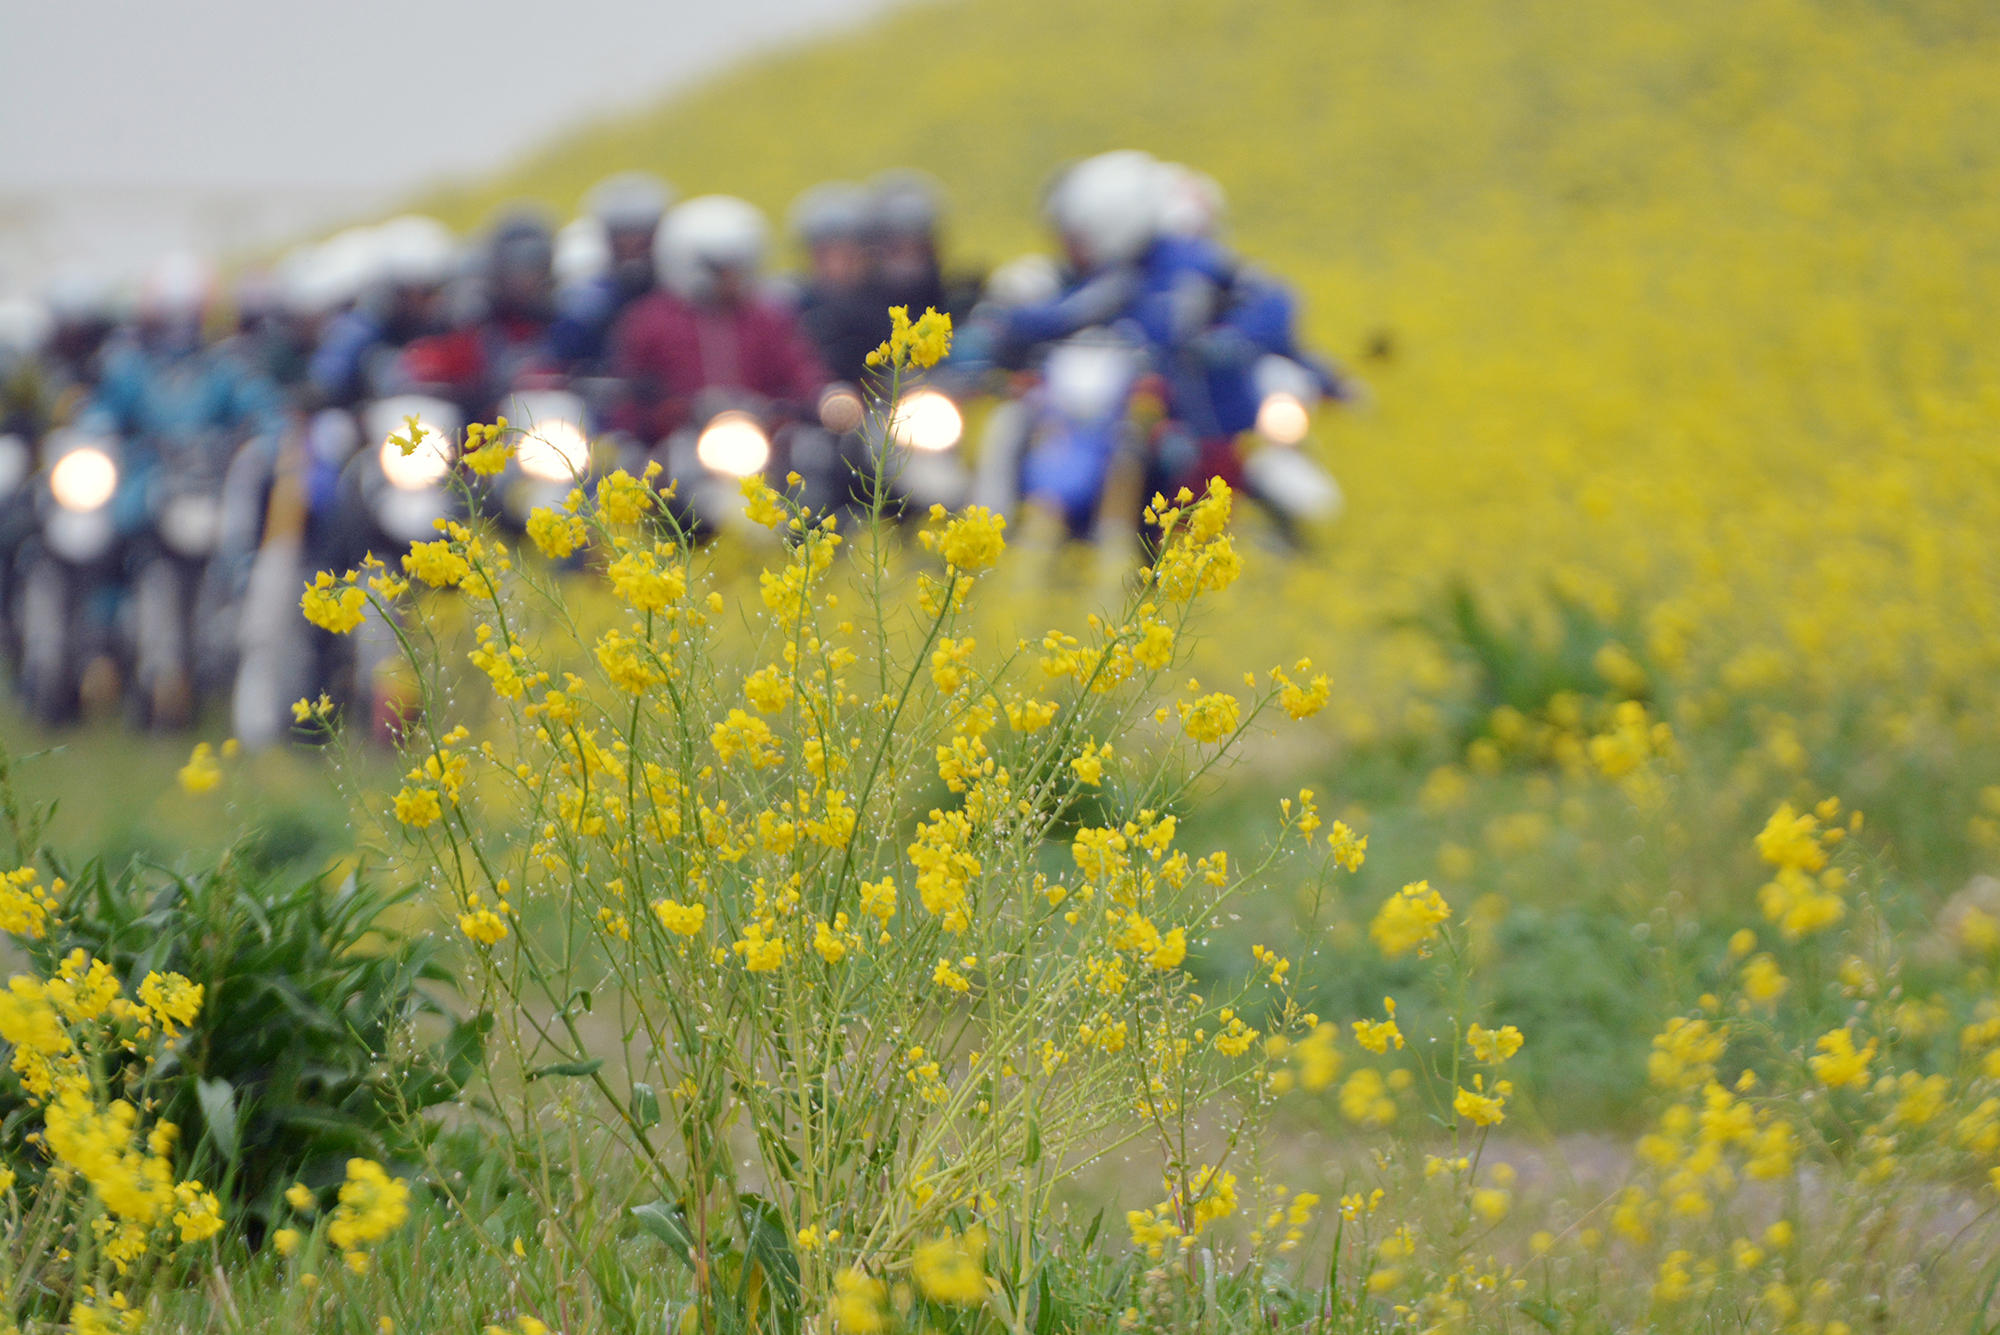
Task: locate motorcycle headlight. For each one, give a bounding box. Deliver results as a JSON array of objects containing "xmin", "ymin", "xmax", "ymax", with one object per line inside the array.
[
  {"xmin": 888, "ymin": 389, "xmax": 964, "ymax": 453},
  {"xmin": 517, "ymin": 416, "xmax": 590, "ymax": 483},
  {"xmin": 50, "ymin": 446, "xmax": 119, "ymax": 512},
  {"xmin": 379, "ymin": 426, "xmax": 454, "ymax": 490},
  {"xmin": 1256, "ymin": 391, "xmax": 1311, "ymax": 446},
  {"xmin": 696, "ymin": 411, "xmax": 771, "ymax": 479}
]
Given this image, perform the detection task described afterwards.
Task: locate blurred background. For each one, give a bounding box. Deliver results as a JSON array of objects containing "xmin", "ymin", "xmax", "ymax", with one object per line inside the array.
[{"xmin": 0, "ymin": 0, "xmax": 893, "ymax": 281}]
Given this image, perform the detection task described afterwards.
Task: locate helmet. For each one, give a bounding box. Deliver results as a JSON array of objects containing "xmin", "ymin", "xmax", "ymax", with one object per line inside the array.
[
  {"xmin": 42, "ymin": 265, "xmax": 113, "ymax": 327},
  {"xmin": 789, "ymin": 181, "xmax": 871, "ymax": 247},
  {"xmin": 1044, "ymin": 150, "xmax": 1164, "ymax": 270},
  {"xmin": 375, "ymin": 214, "xmax": 457, "ymax": 288},
  {"xmin": 294, "ymin": 226, "xmax": 386, "ymax": 316},
  {"xmin": 655, "ymin": 195, "xmax": 769, "ymax": 302},
  {"xmin": 867, "ymin": 168, "xmax": 945, "ymax": 240},
  {"xmin": 584, "ymin": 171, "xmax": 674, "ymax": 236},
  {"xmin": 0, "ymin": 296, "xmax": 52, "ymax": 359},
  {"xmin": 487, "ymin": 211, "xmax": 556, "ymax": 283},
  {"xmin": 554, "ymin": 217, "xmax": 612, "ymax": 289},
  {"xmin": 139, "ymin": 251, "xmax": 216, "ymax": 325},
  {"xmin": 1156, "ymin": 162, "xmax": 1227, "ymax": 240}
]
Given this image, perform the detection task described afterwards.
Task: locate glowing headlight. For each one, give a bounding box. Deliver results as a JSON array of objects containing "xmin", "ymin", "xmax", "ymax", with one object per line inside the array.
[
  {"xmin": 888, "ymin": 389, "xmax": 963, "ymax": 453},
  {"xmin": 50, "ymin": 446, "xmax": 119, "ymax": 512},
  {"xmin": 517, "ymin": 417, "xmax": 589, "ymax": 482},
  {"xmin": 1256, "ymin": 392, "xmax": 1311, "ymax": 446},
  {"xmin": 696, "ymin": 411, "xmax": 771, "ymax": 478},
  {"xmin": 379, "ymin": 427, "xmax": 453, "ymax": 490}
]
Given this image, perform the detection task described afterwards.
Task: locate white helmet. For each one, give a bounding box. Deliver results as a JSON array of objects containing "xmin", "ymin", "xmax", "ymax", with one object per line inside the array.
[
  {"xmin": 0, "ymin": 296, "xmax": 52, "ymax": 359},
  {"xmin": 585, "ymin": 170, "xmax": 674, "ymax": 235},
  {"xmin": 140, "ymin": 251, "xmax": 216, "ymax": 324},
  {"xmin": 1156, "ymin": 162, "xmax": 1226, "ymax": 240},
  {"xmin": 1044, "ymin": 150, "xmax": 1165, "ymax": 271},
  {"xmin": 555, "ymin": 217, "xmax": 612, "ymax": 288},
  {"xmin": 42, "ymin": 265, "xmax": 113, "ymax": 326},
  {"xmin": 294, "ymin": 226, "xmax": 386, "ymax": 316},
  {"xmin": 655, "ymin": 195, "xmax": 769, "ymax": 301},
  {"xmin": 374, "ymin": 214, "xmax": 457, "ymax": 288}
]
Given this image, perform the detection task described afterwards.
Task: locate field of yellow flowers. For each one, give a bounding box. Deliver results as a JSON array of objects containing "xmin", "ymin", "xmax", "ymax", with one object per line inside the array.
[{"xmin": 6, "ymin": 0, "xmax": 2000, "ymax": 1330}]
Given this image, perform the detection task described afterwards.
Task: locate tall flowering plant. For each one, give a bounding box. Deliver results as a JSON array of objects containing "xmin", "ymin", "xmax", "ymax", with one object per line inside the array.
[{"xmin": 308, "ymin": 311, "xmax": 1347, "ymax": 1329}]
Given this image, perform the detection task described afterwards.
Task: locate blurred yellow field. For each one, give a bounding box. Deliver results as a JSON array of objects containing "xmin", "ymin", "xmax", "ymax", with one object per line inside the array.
[{"xmin": 428, "ymin": 0, "xmax": 2000, "ymax": 776}]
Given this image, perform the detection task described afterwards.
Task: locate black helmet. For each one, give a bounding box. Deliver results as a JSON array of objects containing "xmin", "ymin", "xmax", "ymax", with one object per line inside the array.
[{"xmin": 487, "ymin": 211, "xmax": 556, "ymax": 284}]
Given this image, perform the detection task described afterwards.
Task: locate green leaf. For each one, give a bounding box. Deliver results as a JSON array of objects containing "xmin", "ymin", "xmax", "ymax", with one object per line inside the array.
[
  {"xmin": 632, "ymin": 1200, "xmax": 695, "ymax": 1270},
  {"xmin": 738, "ymin": 1191, "xmax": 802, "ymax": 1324},
  {"xmin": 196, "ymin": 1077, "xmax": 241, "ymax": 1165},
  {"xmin": 527, "ymin": 1058, "xmax": 605, "ymax": 1081},
  {"xmin": 630, "ymin": 1082, "xmax": 661, "ymax": 1131},
  {"xmin": 1080, "ymin": 1207, "xmax": 1104, "ymax": 1253}
]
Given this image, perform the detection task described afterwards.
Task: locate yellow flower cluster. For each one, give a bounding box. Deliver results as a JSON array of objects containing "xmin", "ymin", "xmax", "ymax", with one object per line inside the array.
[
  {"xmin": 1754, "ymin": 800, "xmax": 1852, "ymax": 939},
  {"xmin": 865, "ymin": 305, "xmax": 953, "ymax": 371},
  {"xmin": 920, "ymin": 503, "xmax": 1007, "ymax": 572},
  {"xmin": 299, "ymin": 569, "xmax": 367, "ymax": 634},
  {"xmin": 0, "ymin": 865, "xmax": 58, "ymax": 939},
  {"xmin": 326, "ymin": 1157, "xmax": 413, "ymax": 1273},
  {"xmin": 1369, "ymin": 880, "xmax": 1450, "ymax": 958},
  {"xmin": 460, "ymin": 416, "xmax": 514, "ymax": 476}
]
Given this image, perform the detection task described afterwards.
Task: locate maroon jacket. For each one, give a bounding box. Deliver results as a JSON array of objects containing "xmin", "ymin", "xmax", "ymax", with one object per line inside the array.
[{"xmin": 610, "ymin": 290, "xmax": 833, "ymax": 441}]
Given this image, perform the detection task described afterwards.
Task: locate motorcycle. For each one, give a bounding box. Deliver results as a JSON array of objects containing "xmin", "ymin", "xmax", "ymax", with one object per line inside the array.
[
  {"xmin": 12, "ymin": 426, "xmax": 127, "ymax": 726},
  {"xmin": 321, "ymin": 393, "xmax": 462, "ymax": 741},
  {"xmin": 1234, "ymin": 352, "xmax": 1345, "ymax": 540},
  {"xmin": 125, "ymin": 427, "xmax": 236, "ymax": 728},
  {"xmin": 492, "ymin": 382, "xmax": 603, "ymax": 535},
  {"xmin": 972, "ymin": 327, "xmax": 1154, "ymax": 543},
  {"xmin": 658, "ymin": 389, "xmax": 848, "ymax": 538},
  {"xmin": 344, "ymin": 393, "xmax": 463, "ymax": 553},
  {"xmin": 870, "ymin": 382, "xmax": 971, "ymax": 515}
]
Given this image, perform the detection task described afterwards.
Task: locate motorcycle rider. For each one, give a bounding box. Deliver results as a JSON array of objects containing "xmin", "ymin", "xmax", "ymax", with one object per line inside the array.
[
  {"xmin": 866, "ymin": 169, "xmax": 981, "ymax": 327},
  {"xmin": 788, "ymin": 181, "xmax": 883, "ymax": 385},
  {"xmin": 37, "ymin": 266, "xmax": 120, "ymax": 424},
  {"xmin": 548, "ymin": 171, "xmax": 674, "ymax": 373},
  {"xmin": 997, "ymin": 151, "xmax": 1352, "ymax": 494},
  {"xmin": 85, "ymin": 254, "xmax": 284, "ymax": 725},
  {"xmin": 610, "ymin": 195, "xmax": 851, "ymax": 446},
  {"xmin": 93, "ymin": 254, "xmax": 285, "ymax": 494},
  {"xmin": 306, "ymin": 215, "xmax": 456, "ymax": 410},
  {"xmin": 399, "ymin": 210, "xmax": 560, "ymax": 422}
]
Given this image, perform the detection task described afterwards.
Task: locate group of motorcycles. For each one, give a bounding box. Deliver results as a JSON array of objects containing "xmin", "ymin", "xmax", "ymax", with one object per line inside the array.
[{"xmin": 0, "ymin": 150, "xmax": 1353, "ymax": 743}]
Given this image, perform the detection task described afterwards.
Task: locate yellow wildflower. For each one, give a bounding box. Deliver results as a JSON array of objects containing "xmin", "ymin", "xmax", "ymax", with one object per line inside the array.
[
  {"xmin": 1369, "ymin": 880, "xmax": 1450, "ymax": 957},
  {"xmin": 299, "ymin": 571, "xmax": 366, "ymax": 634},
  {"xmin": 1178, "ymin": 691, "xmax": 1240, "ymax": 743},
  {"xmin": 912, "ymin": 1225, "xmax": 987, "ymax": 1305}
]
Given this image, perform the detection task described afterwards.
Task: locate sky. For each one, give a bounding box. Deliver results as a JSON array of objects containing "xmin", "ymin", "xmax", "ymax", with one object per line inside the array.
[{"xmin": 0, "ymin": 0, "xmax": 895, "ymax": 282}]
